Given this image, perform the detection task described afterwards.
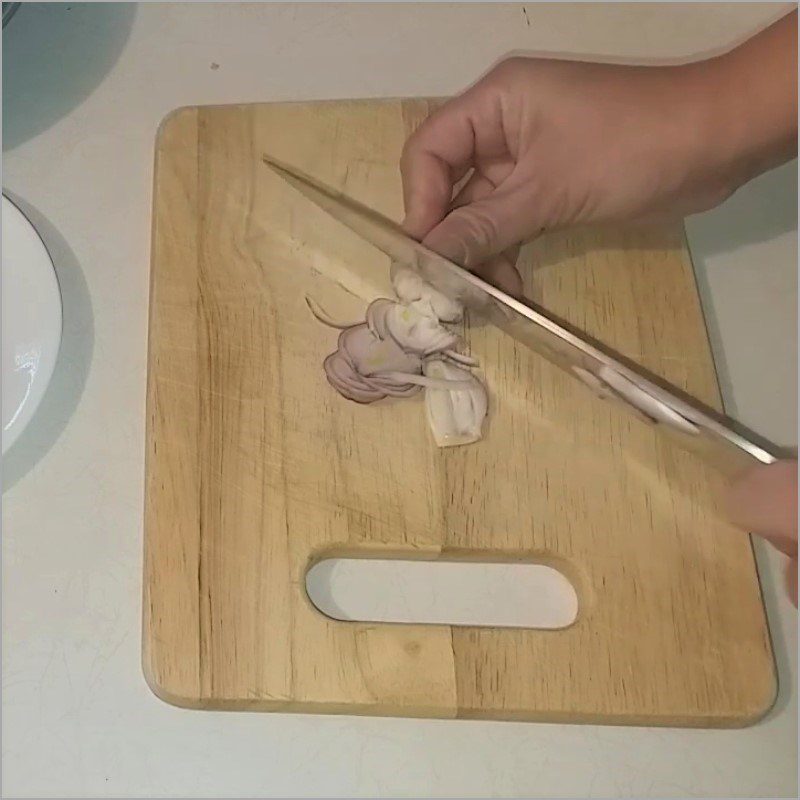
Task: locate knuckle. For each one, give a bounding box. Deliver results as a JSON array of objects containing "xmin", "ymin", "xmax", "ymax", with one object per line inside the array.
[
  {"xmin": 457, "ymin": 206, "xmax": 500, "ymax": 261},
  {"xmin": 399, "ymin": 137, "xmax": 417, "ymax": 170},
  {"xmin": 400, "ymin": 131, "xmax": 431, "ymax": 177},
  {"xmin": 492, "ymin": 56, "xmax": 527, "ymax": 82}
]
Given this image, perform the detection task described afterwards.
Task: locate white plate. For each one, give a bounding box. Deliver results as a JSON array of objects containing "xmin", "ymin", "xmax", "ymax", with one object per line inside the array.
[{"xmin": 2, "ymin": 195, "xmax": 63, "ymax": 454}]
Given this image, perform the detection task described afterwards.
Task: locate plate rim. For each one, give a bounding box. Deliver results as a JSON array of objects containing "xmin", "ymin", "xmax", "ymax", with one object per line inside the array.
[{"xmin": 2, "ymin": 192, "xmax": 64, "ymax": 454}]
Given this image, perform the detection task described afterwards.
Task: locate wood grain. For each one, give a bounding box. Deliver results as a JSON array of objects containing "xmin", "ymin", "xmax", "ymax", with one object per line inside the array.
[{"xmin": 143, "ymin": 100, "xmax": 775, "ymax": 724}]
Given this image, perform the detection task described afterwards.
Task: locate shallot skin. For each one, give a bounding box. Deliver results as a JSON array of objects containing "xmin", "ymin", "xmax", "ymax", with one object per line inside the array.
[
  {"xmin": 314, "ymin": 298, "xmax": 463, "ymax": 403},
  {"xmin": 322, "ymin": 322, "xmax": 422, "ymax": 403}
]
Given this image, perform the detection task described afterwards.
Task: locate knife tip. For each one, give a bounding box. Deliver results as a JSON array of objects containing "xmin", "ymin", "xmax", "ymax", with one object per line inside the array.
[{"xmin": 261, "ymin": 154, "xmax": 284, "ymax": 171}]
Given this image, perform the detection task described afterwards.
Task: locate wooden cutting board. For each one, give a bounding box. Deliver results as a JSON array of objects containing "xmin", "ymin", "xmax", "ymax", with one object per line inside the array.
[{"xmin": 143, "ymin": 99, "xmax": 775, "ymax": 725}]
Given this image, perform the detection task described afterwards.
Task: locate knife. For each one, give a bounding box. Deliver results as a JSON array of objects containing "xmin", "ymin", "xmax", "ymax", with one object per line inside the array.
[{"xmin": 263, "ymin": 155, "xmax": 778, "ymax": 477}]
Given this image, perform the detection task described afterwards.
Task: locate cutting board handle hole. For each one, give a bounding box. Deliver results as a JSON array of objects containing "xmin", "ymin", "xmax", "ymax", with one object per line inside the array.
[{"xmin": 305, "ymin": 558, "xmax": 578, "ymax": 629}]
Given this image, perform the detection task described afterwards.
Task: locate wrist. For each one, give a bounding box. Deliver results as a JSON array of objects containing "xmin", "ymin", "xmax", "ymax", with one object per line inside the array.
[{"xmin": 685, "ymin": 14, "xmax": 797, "ymax": 199}]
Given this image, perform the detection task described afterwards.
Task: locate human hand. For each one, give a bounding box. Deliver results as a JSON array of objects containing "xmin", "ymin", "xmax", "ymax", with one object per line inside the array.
[
  {"xmin": 727, "ymin": 460, "xmax": 798, "ymax": 606},
  {"xmin": 401, "ymin": 14, "xmax": 796, "ymax": 291}
]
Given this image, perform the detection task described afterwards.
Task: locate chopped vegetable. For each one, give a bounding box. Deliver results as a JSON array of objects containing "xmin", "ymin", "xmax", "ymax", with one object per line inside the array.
[
  {"xmin": 423, "ymin": 359, "xmax": 488, "ymax": 448},
  {"xmin": 308, "ymin": 263, "xmax": 488, "ymax": 446}
]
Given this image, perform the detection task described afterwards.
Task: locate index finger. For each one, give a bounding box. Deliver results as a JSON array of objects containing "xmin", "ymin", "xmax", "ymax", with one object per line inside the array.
[{"xmin": 400, "ymin": 95, "xmax": 477, "ymax": 240}]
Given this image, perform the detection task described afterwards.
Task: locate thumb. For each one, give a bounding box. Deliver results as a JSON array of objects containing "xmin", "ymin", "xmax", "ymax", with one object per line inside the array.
[
  {"xmin": 421, "ymin": 188, "xmax": 539, "ymax": 270},
  {"xmin": 726, "ymin": 460, "xmax": 798, "ymax": 557}
]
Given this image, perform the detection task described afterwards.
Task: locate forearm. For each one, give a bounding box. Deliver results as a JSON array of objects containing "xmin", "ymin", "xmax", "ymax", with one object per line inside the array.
[
  {"xmin": 400, "ymin": 12, "xmax": 797, "ymax": 265},
  {"xmin": 702, "ymin": 11, "xmax": 797, "ymax": 188}
]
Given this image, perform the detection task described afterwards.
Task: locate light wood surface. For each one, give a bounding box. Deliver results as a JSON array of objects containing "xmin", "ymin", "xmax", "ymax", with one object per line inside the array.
[{"xmin": 143, "ymin": 100, "xmax": 775, "ymax": 725}]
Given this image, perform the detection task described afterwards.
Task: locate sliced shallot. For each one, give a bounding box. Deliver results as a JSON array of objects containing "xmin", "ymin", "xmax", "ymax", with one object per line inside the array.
[
  {"xmin": 308, "ymin": 263, "xmax": 489, "ymax": 448},
  {"xmin": 423, "ymin": 359, "xmax": 488, "ymax": 448}
]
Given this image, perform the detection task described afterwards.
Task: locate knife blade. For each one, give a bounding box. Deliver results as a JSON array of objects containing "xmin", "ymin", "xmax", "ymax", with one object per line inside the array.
[{"xmin": 263, "ymin": 154, "xmax": 778, "ymax": 476}]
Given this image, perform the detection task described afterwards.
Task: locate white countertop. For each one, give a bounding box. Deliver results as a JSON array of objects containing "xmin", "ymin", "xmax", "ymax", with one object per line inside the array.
[{"xmin": 2, "ymin": 3, "xmax": 797, "ymax": 797}]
